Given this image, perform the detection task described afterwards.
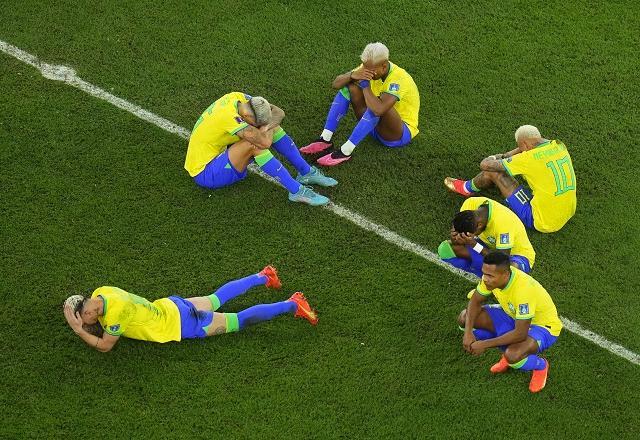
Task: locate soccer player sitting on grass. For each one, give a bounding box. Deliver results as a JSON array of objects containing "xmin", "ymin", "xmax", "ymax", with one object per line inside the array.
[
  {"xmin": 300, "ymin": 42, "xmax": 420, "ymax": 166},
  {"xmin": 458, "ymin": 251, "xmax": 562, "ymax": 393},
  {"xmin": 185, "ymin": 92, "xmax": 337, "ymax": 206},
  {"xmin": 438, "ymin": 196, "xmax": 536, "ymax": 277},
  {"xmin": 444, "ymin": 125, "xmax": 576, "ymax": 233},
  {"xmin": 63, "ymin": 266, "xmax": 318, "ymax": 352}
]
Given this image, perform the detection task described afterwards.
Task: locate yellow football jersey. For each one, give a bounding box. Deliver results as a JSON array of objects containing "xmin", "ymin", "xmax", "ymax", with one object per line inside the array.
[
  {"xmin": 355, "ymin": 62, "xmax": 420, "ymax": 138},
  {"xmin": 184, "ymin": 92, "xmax": 251, "ymax": 177},
  {"xmin": 476, "ymin": 268, "xmax": 562, "ymax": 336},
  {"xmin": 502, "ymin": 140, "xmax": 577, "ymax": 232},
  {"xmin": 460, "ymin": 197, "xmax": 535, "ymax": 266},
  {"xmin": 92, "ymin": 286, "xmax": 181, "ymax": 343}
]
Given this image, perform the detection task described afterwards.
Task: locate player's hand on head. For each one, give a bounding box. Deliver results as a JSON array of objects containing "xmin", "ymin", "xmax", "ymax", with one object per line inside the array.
[
  {"xmin": 63, "ymin": 304, "xmax": 83, "ymax": 332},
  {"xmin": 460, "ymin": 232, "xmax": 477, "ymax": 246}
]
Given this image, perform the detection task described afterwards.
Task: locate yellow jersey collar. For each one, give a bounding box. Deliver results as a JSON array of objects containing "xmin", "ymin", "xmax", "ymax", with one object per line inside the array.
[{"xmin": 503, "ymin": 269, "xmax": 516, "ymax": 291}]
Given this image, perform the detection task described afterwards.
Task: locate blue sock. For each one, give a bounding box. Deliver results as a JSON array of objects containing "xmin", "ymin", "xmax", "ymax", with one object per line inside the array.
[
  {"xmin": 237, "ymin": 301, "xmax": 297, "ymax": 329},
  {"xmin": 271, "ymin": 129, "xmax": 311, "ymax": 175},
  {"xmin": 473, "ymin": 328, "xmax": 495, "ymax": 340},
  {"xmin": 468, "ymin": 246, "xmax": 484, "ymax": 277},
  {"xmin": 255, "ymin": 150, "xmax": 301, "ymax": 194},
  {"xmin": 207, "ymin": 274, "xmax": 266, "ymax": 311},
  {"xmin": 443, "ymin": 257, "xmax": 472, "ymax": 273},
  {"xmin": 324, "ymin": 88, "xmax": 350, "ymax": 133},
  {"xmin": 510, "ymin": 355, "xmax": 547, "ymax": 371},
  {"xmin": 347, "ymin": 108, "xmax": 380, "ymax": 145},
  {"xmin": 464, "ymin": 180, "xmax": 480, "ymax": 194}
]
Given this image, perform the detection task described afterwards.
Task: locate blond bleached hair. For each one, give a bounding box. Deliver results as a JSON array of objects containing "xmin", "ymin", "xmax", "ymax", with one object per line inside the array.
[
  {"xmin": 249, "ymin": 96, "xmax": 272, "ymax": 127},
  {"xmin": 515, "ymin": 125, "xmax": 541, "ymax": 142},
  {"xmin": 360, "ymin": 42, "xmax": 389, "ymax": 64}
]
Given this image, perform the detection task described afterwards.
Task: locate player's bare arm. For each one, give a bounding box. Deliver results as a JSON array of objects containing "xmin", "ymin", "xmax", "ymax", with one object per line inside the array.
[
  {"xmin": 362, "ymin": 88, "xmax": 397, "ymax": 117},
  {"xmin": 332, "ymin": 67, "xmax": 374, "ymax": 89},
  {"xmin": 266, "ymin": 105, "xmax": 285, "ymax": 130},
  {"xmin": 463, "ymin": 291, "xmax": 487, "ymax": 352},
  {"xmin": 63, "ymin": 304, "xmax": 119, "ymax": 352},
  {"xmin": 237, "ymin": 125, "xmax": 273, "ymax": 149},
  {"xmin": 470, "ymin": 319, "xmax": 531, "ymax": 355}
]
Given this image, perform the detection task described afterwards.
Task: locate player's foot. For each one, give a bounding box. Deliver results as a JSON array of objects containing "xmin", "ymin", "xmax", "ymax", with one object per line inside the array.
[
  {"xmin": 259, "ymin": 265, "xmax": 281, "ymax": 289},
  {"xmin": 300, "ymin": 138, "xmax": 333, "ymax": 154},
  {"xmin": 444, "ymin": 177, "xmax": 472, "ymax": 197},
  {"xmin": 288, "ymin": 185, "xmax": 330, "ymax": 206},
  {"xmin": 490, "ymin": 355, "xmax": 510, "ymax": 374},
  {"xmin": 296, "ymin": 166, "xmax": 338, "ymax": 187},
  {"xmin": 287, "ymin": 292, "xmax": 318, "ymax": 325},
  {"xmin": 317, "ymin": 150, "xmax": 351, "ymax": 166},
  {"xmin": 529, "ymin": 359, "xmax": 549, "ymax": 393}
]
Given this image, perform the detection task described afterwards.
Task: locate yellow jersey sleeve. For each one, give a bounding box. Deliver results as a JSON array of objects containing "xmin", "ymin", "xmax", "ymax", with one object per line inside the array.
[
  {"xmin": 501, "ymin": 152, "xmax": 530, "ymax": 177},
  {"xmin": 94, "ymin": 288, "xmax": 135, "ymax": 336},
  {"xmin": 476, "ymin": 280, "xmax": 492, "ymax": 296}
]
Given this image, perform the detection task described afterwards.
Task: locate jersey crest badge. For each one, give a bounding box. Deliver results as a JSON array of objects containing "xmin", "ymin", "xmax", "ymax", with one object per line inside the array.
[
  {"xmin": 234, "ymin": 116, "xmax": 244, "ymax": 124},
  {"xmin": 109, "ymin": 324, "xmax": 120, "ymax": 333}
]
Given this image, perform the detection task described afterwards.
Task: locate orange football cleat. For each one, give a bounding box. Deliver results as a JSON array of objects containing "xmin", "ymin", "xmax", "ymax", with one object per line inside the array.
[
  {"xmin": 490, "ymin": 355, "xmax": 510, "ymax": 374},
  {"xmin": 529, "ymin": 359, "xmax": 549, "ymax": 393},
  {"xmin": 259, "ymin": 265, "xmax": 281, "ymax": 289},
  {"xmin": 444, "ymin": 177, "xmax": 472, "ymax": 197},
  {"xmin": 288, "ymin": 292, "xmax": 318, "ymax": 326}
]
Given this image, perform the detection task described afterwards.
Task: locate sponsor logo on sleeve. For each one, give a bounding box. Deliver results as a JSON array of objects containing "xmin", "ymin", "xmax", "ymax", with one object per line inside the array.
[
  {"xmin": 389, "ymin": 83, "xmax": 400, "ymax": 92},
  {"xmin": 500, "ymin": 233, "xmax": 510, "ymax": 244},
  {"xmin": 234, "ymin": 116, "xmax": 244, "ymax": 124}
]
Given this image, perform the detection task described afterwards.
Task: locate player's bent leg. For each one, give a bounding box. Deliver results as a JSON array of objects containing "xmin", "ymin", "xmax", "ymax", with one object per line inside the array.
[
  {"xmin": 300, "ymin": 88, "xmax": 351, "ymax": 154},
  {"xmin": 439, "ymin": 240, "xmax": 474, "ymax": 274},
  {"xmin": 249, "ymin": 148, "xmax": 329, "ymax": 206},
  {"xmin": 488, "ymin": 171, "xmax": 520, "ymax": 199},
  {"xmin": 504, "ymin": 186, "xmax": 535, "ymax": 229},
  {"xmin": 509, "ymin": 255, "xmax": 532, "ymax": 273},
  {"xmin": 457, "ymin": 308, "xmax": 496, "ymax": 334},
  {"xmin": 193, "ymin": 148, "xmax": 249, "ymax": 189},
  {"xmin": 347, "ymin": 82, "xmax": 367, "ymax": 119},
  {"xmin": 504, "ymin": 335, "xmax": 552, "ymax": 392},
  {"xmin": 371, "ymin": 107, "xmax": 406, "ymax": 145}
]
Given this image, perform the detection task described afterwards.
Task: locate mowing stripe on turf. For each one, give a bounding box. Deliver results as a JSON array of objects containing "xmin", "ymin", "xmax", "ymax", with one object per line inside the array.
[{"xmin": 2, "ymin": 39, "xmax": 638, "ymax": 366}]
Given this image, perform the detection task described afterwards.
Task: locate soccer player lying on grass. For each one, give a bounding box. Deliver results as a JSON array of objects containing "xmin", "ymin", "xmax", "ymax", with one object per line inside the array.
[
  {"xmin": 184, "ymin": 92, "xmax": 337, "ymax": 206},
  {"xmin": 445, "ymin": 125, "xmax": 576, "ymax": 232},
  {"xmin": 458, "ymin": 251, "xmax": 562, "ymax": 393},
  {"xmin": 438, "ymin": 197, "xmax": 536, "ymax": 277},
  {"xmin": 62, "ymin": 266, "xmax": 318, "ymax": 352},
  {"xmin": 300, "ymin": 42, "xmax": 420, "ymax": 166}
]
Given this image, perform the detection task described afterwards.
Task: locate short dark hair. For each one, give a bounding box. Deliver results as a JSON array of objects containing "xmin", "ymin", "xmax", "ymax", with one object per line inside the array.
[
  {"xmin": 483, "ymin": 250, "xmax": 511, "ymax": 270},
  {"xmin": 452, "ymin": 210, "xmax": 476, "ymax": 234}
]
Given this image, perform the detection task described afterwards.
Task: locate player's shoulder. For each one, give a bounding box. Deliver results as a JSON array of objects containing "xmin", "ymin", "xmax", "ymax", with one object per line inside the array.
[{"xmin": 461, "ymin": 196, "xmax": 488, "ymax": 211}]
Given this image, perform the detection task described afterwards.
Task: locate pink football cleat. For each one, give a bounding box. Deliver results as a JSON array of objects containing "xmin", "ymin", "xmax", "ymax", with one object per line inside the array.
[
  {"xmin": 317, "ymin": 151, "xmax": 352, "ymax": 166},
  {"xmin": 299, "ymin": 139, "xmax": 333, "ymax": 154}
]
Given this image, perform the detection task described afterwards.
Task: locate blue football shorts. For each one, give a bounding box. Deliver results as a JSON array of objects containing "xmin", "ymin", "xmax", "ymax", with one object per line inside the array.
[
  {"xmin": 504, "ymin": 186, "xmax": 534, "ymax": 229},
  {"xmin": 168, "ymin": 296, "xmax": 213, "ymax": 340},
  {"xmin": 193, "ymin": 149, "xmax": 247, "ymax": 189},
  {"xmin": 370, "ymin": 122, "xmax": 412, "ymax": 148},
  {"xmin": 482, "ymin": 304, "xmax": 558, "ymax": 352}
]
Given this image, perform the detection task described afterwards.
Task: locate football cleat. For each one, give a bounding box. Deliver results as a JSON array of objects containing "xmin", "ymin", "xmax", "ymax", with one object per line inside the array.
[
  {"xmin": 287, "ymin": 292, "xmax": 318, "ymax": 326},
  {"xmin": 529, "ymin": 359, "xmax": 549, "ymax": 393},
  {"xmin": 288, "ymin": 185, "xmax": 330, "ymax": 206},
  {"xmin": 444, "ymin": 177, "xmax": 472, "ymax": 197},
  {"xmin": 259, "ymin": 265, "xmax": 281, "ymax": 289},
  {"xmin": 296, "ymin": 166, "xmax": 338, "ymax": 187},
  {"xmin": 317, "ymin": 150, "xmax": 352, "ymax": 166},
  {"xmin": 490, "ymin": 355, "xmax": 510, "ymax": 374},
  {"xmin": 300, "ymin": 139, "xmax": 333, "ymax": 154}
]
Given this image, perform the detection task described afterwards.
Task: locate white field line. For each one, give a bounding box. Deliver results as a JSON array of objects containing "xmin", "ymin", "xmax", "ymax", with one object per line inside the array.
[{"xmin": 2, "ymin": 39, "xmax": 638, "ymax": 366}]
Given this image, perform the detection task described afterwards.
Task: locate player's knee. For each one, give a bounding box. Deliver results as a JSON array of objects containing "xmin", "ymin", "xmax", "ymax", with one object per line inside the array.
[
  {"xmin": 457, "ymin": 309, "xmax": 467, "ymax": 327},
  {"xmin": 504, "ymin": 347, "xmax": 525, "ymax": 365},
  {"xmin": 347, "ymin": 82, "xmax": 364, "ymax": 100}
]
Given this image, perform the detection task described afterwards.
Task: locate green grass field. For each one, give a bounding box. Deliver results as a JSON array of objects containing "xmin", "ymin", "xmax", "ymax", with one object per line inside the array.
[{"xmin": 2, "ymin": 1, "xmax": 640, "ymax": 438}]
